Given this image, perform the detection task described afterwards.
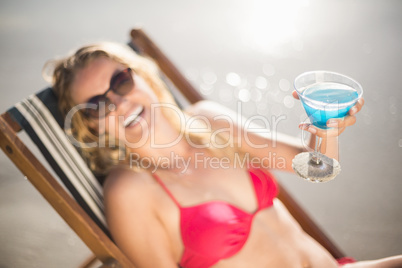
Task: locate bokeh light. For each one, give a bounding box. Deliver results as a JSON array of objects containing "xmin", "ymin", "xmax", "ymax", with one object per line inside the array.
[
  {"xmin": 255, "ymin": 76, "xmax": 268, "ymax": 90},
  {"xmin": 202, "ymin": 71, "xmax": 218, "ymax": 85},
  {"xmin": 279, "ymin": 79, "xmax": 291, "ymax": 92},
  {"xmin": 199, "ymin": 83, "xmax": 214, "ymax": 95},
  {"xmin": 226, "ymin": 72, "xmax": 242, "ymax": 86},
  {"xmin": 283, "ymin": 95, "xmax": 295, "ymax": 109},
  {"xmin": 238, "ymin": 88, "xmax": 251, "ymax": 102}
]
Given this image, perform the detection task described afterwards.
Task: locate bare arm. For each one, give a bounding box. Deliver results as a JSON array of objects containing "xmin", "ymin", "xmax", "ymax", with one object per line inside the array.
[
  {"xmin": 186, "ymin": 95, "xmax": 364, "ymax": 172},
  {"xmin": 186, "ymin": 100, "xmax": 303, "ymax": 172},
  {"xmin": 103, "ymin": 170, "xmax": 178, "ymax": 268},
  {"xmin": 344, "ymin": 255, "xmax": 402, "ymax": 268}
]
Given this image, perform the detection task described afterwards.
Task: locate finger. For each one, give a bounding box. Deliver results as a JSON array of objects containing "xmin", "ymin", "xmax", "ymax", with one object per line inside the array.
[
  {"xmin": 300, "ymin": 123, "xmax": 346, "ymax": 138},
  {"xmin": 299, "ymin": 123, "xmax": 316, "ymax": 134},
  {"xmin": 327, "ymin": 118, "xmax": 345, "ymax": 128},
  {"xmin": 292, "ymin": 90, "xmax": 300, "ymax": 100},
  {"xmin": 298, "ymin": 124, "xmax": 338, "ymax": 137},
  {"xmin": 349, "ymin": 97, "xmax": 364, "ymax": 115},
  {"xmin": 343, "ymin": 115, "xmax": 356, "ymax": 127},
  {"xmin": 315, "ymin": 126, "xmax": 346, "ymax": 138}
]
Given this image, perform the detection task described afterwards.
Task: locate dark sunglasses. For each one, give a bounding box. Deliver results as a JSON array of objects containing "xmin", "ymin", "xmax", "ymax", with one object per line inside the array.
[{"xmin": 83, "ymin": 68, "xmax": 134, "ymax": 118}]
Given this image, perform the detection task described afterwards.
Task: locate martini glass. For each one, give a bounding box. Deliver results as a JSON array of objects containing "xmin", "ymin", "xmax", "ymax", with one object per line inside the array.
[{"xmin": 292, "ymin": 71, "xmax": 363, "ymax": 182}]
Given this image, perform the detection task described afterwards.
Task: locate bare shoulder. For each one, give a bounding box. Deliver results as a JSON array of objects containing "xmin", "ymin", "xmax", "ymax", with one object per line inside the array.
[
  {"xmin": 103, "ymin": 169, "xmax": 155, "ymax": 209},
  {"xmin": 103, "ymin": 169, "xmax": 179, "ymax": 267}
]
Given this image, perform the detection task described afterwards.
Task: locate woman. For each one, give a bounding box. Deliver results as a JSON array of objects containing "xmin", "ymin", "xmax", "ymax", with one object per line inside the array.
[{"xmin": 49, "ymin": 42, "xmax": 400, "ymax": 268}]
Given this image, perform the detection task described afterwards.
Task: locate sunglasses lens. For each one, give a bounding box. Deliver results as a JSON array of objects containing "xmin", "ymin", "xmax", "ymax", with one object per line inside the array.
[
  {"xmin": 111, "ymin": 68, "xmax": 134, "ymax": 96},
  {"xmin": 85, "ymin": 95, "xmax": 112, "ymax": 118},
  {"xmin": 84, "ymin": 68, "xmax": 134, "ymax": 118}
]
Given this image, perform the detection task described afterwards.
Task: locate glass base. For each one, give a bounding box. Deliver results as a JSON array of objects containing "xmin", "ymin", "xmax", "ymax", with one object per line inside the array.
[{"xmin": 292, "ymin": 152, "xmax": 341, "ymax": 183}]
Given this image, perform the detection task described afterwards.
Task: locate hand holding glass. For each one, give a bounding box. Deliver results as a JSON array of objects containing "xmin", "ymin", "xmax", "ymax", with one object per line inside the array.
[{"xmin": 292, "ymin": 71, "xmax": 363, "ymax": 182}]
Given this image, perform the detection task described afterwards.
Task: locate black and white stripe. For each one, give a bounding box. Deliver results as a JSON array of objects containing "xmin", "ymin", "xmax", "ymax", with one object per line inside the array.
[{"xmin": 15, "ymin": 94, "xmax": 107, "ymax": 229}]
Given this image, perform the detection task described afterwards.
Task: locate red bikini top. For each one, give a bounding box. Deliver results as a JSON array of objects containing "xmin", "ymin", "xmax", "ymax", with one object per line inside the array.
[{"xmin": 152, "ymin": 167, "xmax": 279, "ymax": 268}]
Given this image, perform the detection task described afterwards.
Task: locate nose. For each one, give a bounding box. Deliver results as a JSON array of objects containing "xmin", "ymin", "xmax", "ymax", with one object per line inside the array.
[
  {"xmin": 107, "ymin": 92, "xmax": 132, "ymax": 116},
  {"xmin": 108, "ymin": 92, "xmax": 126, "ymax": 106}
]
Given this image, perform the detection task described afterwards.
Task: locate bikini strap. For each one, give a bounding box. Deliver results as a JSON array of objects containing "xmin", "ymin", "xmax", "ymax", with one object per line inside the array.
[{"xmin": 152, "ymin": 173, "xmax": 181, "ymax": 208}]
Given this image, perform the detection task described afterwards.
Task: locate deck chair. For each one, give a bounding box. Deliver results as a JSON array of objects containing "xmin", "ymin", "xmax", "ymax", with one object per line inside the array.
[{"xmin": 0, "ymin": 27, "xmax": 346, "ymax": 268}]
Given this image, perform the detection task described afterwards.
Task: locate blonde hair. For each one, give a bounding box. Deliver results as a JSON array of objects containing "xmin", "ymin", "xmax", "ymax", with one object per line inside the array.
[{"xmin": 45, "ymin": 42, "xmax": 239, "ymax": 178}]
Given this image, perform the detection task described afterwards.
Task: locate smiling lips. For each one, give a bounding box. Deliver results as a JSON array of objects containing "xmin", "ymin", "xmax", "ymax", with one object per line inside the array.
[{"xmin": 123, "ymin": 105, "xmax": 145, "ymax": 128}]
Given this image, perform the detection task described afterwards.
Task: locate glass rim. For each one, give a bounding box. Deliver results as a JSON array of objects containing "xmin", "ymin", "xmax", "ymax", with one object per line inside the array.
[{"xmin": 294, "ymin": 70, "xmax": 363, "ymax": 108}]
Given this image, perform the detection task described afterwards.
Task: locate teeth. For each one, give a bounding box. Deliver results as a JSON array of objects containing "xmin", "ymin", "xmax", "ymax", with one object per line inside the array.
[{"xmin": 124, "ymin": 105, "xmax": 144, "ymax": 127}]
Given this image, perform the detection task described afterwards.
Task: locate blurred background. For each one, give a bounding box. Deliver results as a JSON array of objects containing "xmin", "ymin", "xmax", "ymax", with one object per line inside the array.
[{"xmin": 0, "ymin": 0, "xmax": 401, "ymax": 267}]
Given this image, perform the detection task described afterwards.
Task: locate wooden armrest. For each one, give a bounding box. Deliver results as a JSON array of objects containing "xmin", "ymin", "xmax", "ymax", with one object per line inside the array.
[{"xmin": 98, "ymin": 258, "xmax": 122, "ymax": 268}]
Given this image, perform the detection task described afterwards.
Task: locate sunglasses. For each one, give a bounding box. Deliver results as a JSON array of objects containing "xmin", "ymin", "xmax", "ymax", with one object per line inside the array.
[{"xmin": 84, "ymin": 68, "xmax": 134, "ymax": 118}]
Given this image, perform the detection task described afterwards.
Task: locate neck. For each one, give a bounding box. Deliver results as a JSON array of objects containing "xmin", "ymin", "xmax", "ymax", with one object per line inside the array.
[
  {"xmin": 127, "ymin": 132, "xmax": 208, "ymax": 174},
  {"xmin": 156, "ymin": 138, "xmax": 202, "ymax": 174}
]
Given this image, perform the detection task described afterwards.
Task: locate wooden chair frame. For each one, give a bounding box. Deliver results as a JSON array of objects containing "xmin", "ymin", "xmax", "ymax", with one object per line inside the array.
[{"xmin": 0, "ymin": 27, "xmax": 345, "ymax": 268}]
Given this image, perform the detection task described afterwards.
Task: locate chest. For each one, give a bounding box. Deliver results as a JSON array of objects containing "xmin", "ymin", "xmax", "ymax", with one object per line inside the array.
[
  {"xmin": 157, "ymin": 167, "xmax": 259, "ymax": 213},
  {"xmin": 154, "ymin": 168, "xmax": 258, "ymax": 252},
  {"xmin": 154, "ymin": 167, "xmax": 278, "ymax": 262}
]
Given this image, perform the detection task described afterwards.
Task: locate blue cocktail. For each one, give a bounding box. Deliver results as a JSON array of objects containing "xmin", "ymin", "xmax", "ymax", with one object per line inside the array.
[
  {"xmin": 299, "ymin": 82, "xmax": 359, "ymax": 129},
  {"xmin": 292, "ymin": 71, "xmax": 363, "ymax": 182}
]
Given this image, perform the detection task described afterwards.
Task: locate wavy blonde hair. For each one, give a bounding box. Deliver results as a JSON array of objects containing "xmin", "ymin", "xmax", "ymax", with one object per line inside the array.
[{"xmin": 45, "ymin": 42, "xmax": 239, "ymax": 178}]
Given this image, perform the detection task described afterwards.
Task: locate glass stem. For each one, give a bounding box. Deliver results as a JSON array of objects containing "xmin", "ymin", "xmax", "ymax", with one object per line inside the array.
[{"xmin": 312, "ymin": 137, "xmax": 322, "ymax": 164}]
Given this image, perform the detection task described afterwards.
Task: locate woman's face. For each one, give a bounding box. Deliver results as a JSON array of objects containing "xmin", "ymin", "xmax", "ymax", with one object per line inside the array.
[{"xmin": 70, "ymin": 57, "xmax": 160, "ymax": 145}]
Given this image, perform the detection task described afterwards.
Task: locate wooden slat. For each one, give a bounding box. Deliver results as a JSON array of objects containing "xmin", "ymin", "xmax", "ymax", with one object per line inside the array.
[
  {"xmin": 0, "ymin": 113, "xmax": 134, "ymax": 268},
  {"xmin": 130, "ymin": 27, "xmax": 345, "ymax": 259},
  {"xmin": 2, "ymin": 112, "xmax": 22, "ymax": 132},
  {"xmin": 130, "ymin": 28, "xmax": 203, "ymax": 104},
  {"xmin": 277, "ymin": 185, "xmax": 345, "ymax": 258}
]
